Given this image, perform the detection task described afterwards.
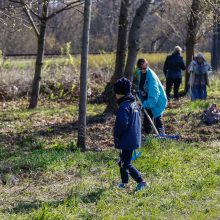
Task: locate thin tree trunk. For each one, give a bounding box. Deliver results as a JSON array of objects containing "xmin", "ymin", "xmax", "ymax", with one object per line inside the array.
[
  {"xmin": 104, "ymin": 0, "xmax": 131, "ymax": 114},
  {"xmin": 211, "ymin": 16, "xmax": 218, "ymax": 72},
  {"xmin": 29, "ymin": 1, "xmax": 48, "ymax": 109},
  {"xmin": 215, "ymin": 22, "xmax": 220, "ymax": 73},
  {"xmin": 124, "ymin": 0, "xmax": 151, "ymax": 80},
  {"xmin": 112, "ymin": 0, "xmax": 131, "ymax": 83},
  {"xmin": 184, "ymin": 0, "xmax": 200, "ymax": 93},
  {"xmin": 185, "ymin": 40, "xmax": 195, "ymax": 92},
  {"xmin": 29, "ymin": 18, "xmax": 47, "ymax": 109},
  {"xmin": 77, "ymin": 0, "xmax": 92, "ymax": 150},
  {"xmin": 211, "ymin": 11, "xmax": 220, "ymax": 73}
]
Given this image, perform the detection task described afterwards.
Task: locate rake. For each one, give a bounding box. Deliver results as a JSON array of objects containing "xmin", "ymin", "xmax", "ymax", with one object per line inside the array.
[{"xmin": 132, "ymin": 93, "xmax": 179, "ymax": 161}]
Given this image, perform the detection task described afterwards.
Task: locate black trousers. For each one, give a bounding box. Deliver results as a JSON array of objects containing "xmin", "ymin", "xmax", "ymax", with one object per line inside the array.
[
  {"xmin": 118, "ymin": 149, "xmax": 143, "ymax": 184},
  {"xmin": 166, "ymin": 77, "xmax": 182, "ymax": 99},
  {"xmin": 143, "ymin": 109, "xmax": 164, "ymax": 135}
]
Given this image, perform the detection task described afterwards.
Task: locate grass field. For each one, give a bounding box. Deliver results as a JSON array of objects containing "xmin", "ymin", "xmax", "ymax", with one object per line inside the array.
[
  {"xmin": 1, "ymin": 52, "xmax": 169, "ymax": 87},
  {"xmin": 0, "ymin": 52, "xmax": 220, "ymax": 219},
  {"xmin": 0, "ymin": 84, "xmax": 220, "ymax": 219},
  {"xmin": 0, "ymin": 52, "xmax": 212, "ymax": 101}
]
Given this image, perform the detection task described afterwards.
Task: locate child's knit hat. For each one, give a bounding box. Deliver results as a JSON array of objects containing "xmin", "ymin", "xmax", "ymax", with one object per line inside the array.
[{"xmin": 113, "ymin": 77, "xmax": 131, "ymax": 95}]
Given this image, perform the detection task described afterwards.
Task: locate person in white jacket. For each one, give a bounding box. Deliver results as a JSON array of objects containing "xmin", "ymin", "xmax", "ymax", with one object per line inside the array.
[{"xmin": 188, "ymin": 53, "xmax": 212, "ymax": 100}]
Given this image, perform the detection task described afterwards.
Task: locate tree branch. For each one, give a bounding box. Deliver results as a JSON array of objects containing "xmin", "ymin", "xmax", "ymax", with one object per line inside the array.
[
  {"xmin": 23, "ymin": 6, "xmax": 40, "ymax": 37},
  {"xmin": 8, "ymin": 0, "xmax": 21, "ymax": 4},
  {"xmin": 205, "ymin": 0, "xmax": 220, "ymax": 14},
  {"xmin": 73, "ymin": 7, "xmax": 84, "ymax": 14},
  {"xmin": 0, "ymin": 7, "xmax": 32, "ymax": 28},
  {"xmin": 47, "ymin": 0, "xmax": 84, "ymax": 20},
  {"xmin": 28, "ymin": 7, "xmax": 43, "ymax": 21},
  {"xmin": 7, "ymin": 0, "xmax": 40, "ymax": 37},
  {"xmin": 154, "ymin": 12, "xmax": 185, "ymax": 44}
]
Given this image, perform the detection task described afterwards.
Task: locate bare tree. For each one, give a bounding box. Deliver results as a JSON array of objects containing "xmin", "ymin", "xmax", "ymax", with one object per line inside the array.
[
  {"xmin": 184, "ymin": 0, "xmax": 200, "ymax": 92},
  {"xmin": 104, "ymin": 0, "xmax": 131, "ymax": 114},
  {"xmin": 3, "ymin": 0, "xmax": 84, "ymax": 108},
  {"xmin": 77, "ymin": 0, "xmax": 92, "ymax": 149},
  {"xmin": 124, "ymin": 0, "xmax": 154, "ymax": 80},
  {"xmin": 113, "ymin": 0, "xmax": 131, "ymax": 82},
  {"xmin": 156, "ymin": 0, "xmax": 212, "ymax": 92},
  {"xmin": 104, "ymin": 0, "xmax": 164, "ymax": 115},
  {"xmin": 1, "ymin": 0, "xmax": 215, "ymax": 56},
  {"xmin": 210, "ymin": 0, "xmax": 220, "ymax": 73}
]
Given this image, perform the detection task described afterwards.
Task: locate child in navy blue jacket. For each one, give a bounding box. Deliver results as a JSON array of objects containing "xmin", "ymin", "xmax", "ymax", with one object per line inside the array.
[{"xmin": 113, "ymin": 77, "xmax": 148, "ymax": 191}]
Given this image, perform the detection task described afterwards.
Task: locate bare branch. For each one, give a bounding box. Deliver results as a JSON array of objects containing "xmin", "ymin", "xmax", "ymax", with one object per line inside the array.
[
  {"xmin": 23, "ymin": 6, "xmax": 40, "ymax": 37},
  {"xmin": 154, "ymin": 12, "xmax": 185, "ymax": 44},
  {"xmin": 205, "ymin": 0, "xmax": 220, "ymax": 14},
  {"xmin": 8, "ymin": 0, "xmax": 21, "ymax": 4},
  {"xmin": 8, "ymin": 0, "xmax": 41, "ymax": 36},
  {"xmin": 28, "ymin": 7, "xmax": 42, "ymax": 20},
  {"xmin": 73, "ymin": 7, "xmax": 83, "ymax": 14},
  {"xmin": 0, "ymin": 9, "xmax": 31, "ymax": 27},
  {"xmin": 47, "ymin": 0, "xmax": 84, "ymax": 20}
]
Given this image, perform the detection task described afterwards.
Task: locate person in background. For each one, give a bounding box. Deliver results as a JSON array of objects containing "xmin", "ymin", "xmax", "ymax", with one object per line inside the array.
[
  {"xmin": 188, "ymin": 52, "xmax": 212, "ymax": 100},
  {"xmin": 135, "ymin": 58, "xmax": 167, "ymax": 135},
  {"xmin": 163, "ymin": 46, "xmax": 186, "ymax": 100},
  {"xmin": 113, "ymin": 77, "xmax": 148, "ymax": 191}
]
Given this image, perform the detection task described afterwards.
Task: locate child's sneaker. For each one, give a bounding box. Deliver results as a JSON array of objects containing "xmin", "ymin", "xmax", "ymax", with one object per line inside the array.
[
  {"xmin": 118, "ymin": 183, "xmax": 127, "ymax": 189},
  {"xmin": 135, "ymin": 181, "xmax": 149, "ymax": 191}
]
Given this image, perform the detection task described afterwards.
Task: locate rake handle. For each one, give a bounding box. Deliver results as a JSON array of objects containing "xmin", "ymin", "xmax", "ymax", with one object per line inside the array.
[{"xmin": 135, "ymin": 94, "xmax": 160, "ymax": 136}]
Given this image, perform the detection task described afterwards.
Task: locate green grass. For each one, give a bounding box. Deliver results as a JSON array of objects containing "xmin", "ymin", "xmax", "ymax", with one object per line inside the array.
[
  {"xmin": 0, "ymin": 52, "xmax": 213, "ymax": 100},
  {"xmin": 1, "ymin": 140, "xmax": 220, "ymax": 219},
  {"xmin": 0, "ymin": 95, "xmax": 220, "ymax": 219},
  {"xmin": 0, "ymin": 52, "xmax": 220, "ymax": 219},
  {"xmin": 1, "ymin": 52, "xmax": 211, "ymax": 72}
]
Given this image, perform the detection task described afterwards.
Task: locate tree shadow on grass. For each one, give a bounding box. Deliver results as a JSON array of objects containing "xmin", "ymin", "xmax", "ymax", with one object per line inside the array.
[
  {"xmin": 0, "ymin": 113, "xmax": 114, "ymax": 174},
  {"xmin": 5, "ymin": 201, "xmax": 42, "ymax": 214},
  {"xmin": 35, "ymin": 113, "xmax": 107, "ymax": 137},
  {"xmin": 0, "ymin": 113, "xmax": 108, "ymax": 146},
  {"xmin": 3, "ymin": 188, "xmax": 105, "ymax": 215},
  {"xmin": 80, "ymin": 188, "xmax": 105, "ymax": 204}
]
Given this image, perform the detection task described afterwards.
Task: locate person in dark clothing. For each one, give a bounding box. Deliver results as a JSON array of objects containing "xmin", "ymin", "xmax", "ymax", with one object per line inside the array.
[
  {"xmin": 163, "ymin": 46, "xmax": 186, "ymax": 100},
  {"xmin": 113, "ymin": 77, "xmax": 148, "ymax": 191}
]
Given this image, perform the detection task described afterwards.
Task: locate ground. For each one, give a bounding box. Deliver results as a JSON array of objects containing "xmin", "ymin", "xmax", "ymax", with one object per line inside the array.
[
  {"xmin": 0, "ymin": 90, "xmax": 220, "ymax": 219},
  {"xmin": 0, "ymin": 54, "xmax": 220, "ymax": 219}
]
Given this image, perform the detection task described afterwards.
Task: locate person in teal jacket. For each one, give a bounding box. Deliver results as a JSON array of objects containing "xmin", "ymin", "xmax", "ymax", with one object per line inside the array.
[{"xmin": 135, "ymin": 58, "xmax": 167, "ymax": 135}]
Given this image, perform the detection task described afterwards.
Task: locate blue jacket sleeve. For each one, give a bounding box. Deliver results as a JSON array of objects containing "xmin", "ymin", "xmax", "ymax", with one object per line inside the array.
[
  {"xmin": 142, "ymin": 76, "xmax": 160, "ymax": 109},
  {"xmin": 114, "ymin": 105, "xmax": 130, "ymax": 149}
]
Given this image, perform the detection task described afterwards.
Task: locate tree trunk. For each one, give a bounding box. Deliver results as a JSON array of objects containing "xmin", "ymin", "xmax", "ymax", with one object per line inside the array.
[
  {"xmin": 185, "ymin": 40, "xmax": 195, "ymax": 93},
  {"xmin": 29, "ymin": 18, "xmax": 47, "ymax": 109},
  {"xmin": 104, "ymin": 0, "xmax": 131, "ymax": 114},
  {"xmin": 211, "ymin": 12, "xmax": 220, "ymax": 73},
  {"xmin": 124, "ymin": 0, "xmax": 151, "ymax": 80},
  {"xmin": 184, "ymin": 0, "xmax": 200, "ymax": 93},
  {"xmin": 112, "ymin": 0, "xmax": 131, "ymax": 83},
  {"xmin": 77, "ymin": 0, "xmax": 92, "ymax": 150}
]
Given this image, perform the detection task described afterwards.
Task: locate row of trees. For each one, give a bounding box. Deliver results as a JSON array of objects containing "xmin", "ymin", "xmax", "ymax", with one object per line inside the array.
[{"xmin": 0, "ymin": 0, "xmax": 217, "ymax": 55}]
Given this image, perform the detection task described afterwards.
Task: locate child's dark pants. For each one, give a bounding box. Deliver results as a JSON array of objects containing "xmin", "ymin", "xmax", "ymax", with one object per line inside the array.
[{"xmin": 118, "ymin": 149, "xmax": 143, "ymax": 184}]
